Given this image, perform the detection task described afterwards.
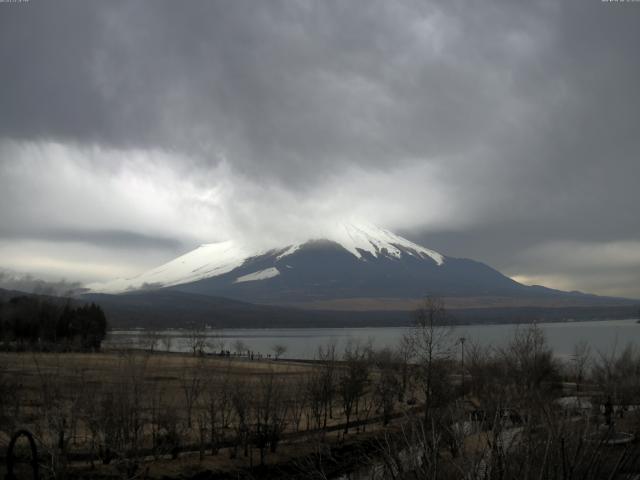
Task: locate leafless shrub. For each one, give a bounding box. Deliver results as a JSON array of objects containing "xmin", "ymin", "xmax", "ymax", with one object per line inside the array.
[
  {"xmin": 251, "ymin": 369, "xmax": 289, "ymax": 464},
  {"xmin": 83, "ymin": 351, "xmax": 150, "ymax": 472},
  {"xmin": 317, "ymin": 342, "xmax": 338, "ymax": 428},
  {"xmin": 186, "ymin": 323, "xmax": 208, "ymax": 356},
  {"xmin": 180, "ymin": 358, "xmax": 205, "ymax": 430},
  {"xmin": 592, "ymin": 342, "xmax": 640, "ymax": 420},
  {"xmin": 32, "ymin": 354, "xmax": 79, "ymax": 478},
  {"xmin": 338, "ymin": 340, "xmax": 370, "ymax": 434},
  {"xmin": 230, "ymin": 375, "xmax": 251, "ymax": 459},
  {"xmin": 0, "ymin": 362, "xmax": 21, "ymax": 436},
  {"xmin": 371, "ymin": 348, "xmax": 400, "ymax": 426},
  {"xmin": 272, "ymin": 343, "xmax": 287, "ymax": 360},
  {"xmin": 201, "ymin": 360, "xmax": 235, "ymax": 455},
  {"xmin": 160, "ymin": 334, "xmax": 173, "ymax": 353},
  {"xmin": 408, "ymin": 297, "xmax": 455, "ymax": 426},
  {"xmin": 288, "ymin": 375, "xmax": 308, "ymax": 433},
  {"xmin": 233, "ymin": 339, "xmax": 248, "ymax": 356},
  {"xmin": 571, "ymin": 339, "xmax": 592, "ymax": 393},
  {"xmin": 140, "ymin": 329, "xmax": 160, "ymax": 353}
]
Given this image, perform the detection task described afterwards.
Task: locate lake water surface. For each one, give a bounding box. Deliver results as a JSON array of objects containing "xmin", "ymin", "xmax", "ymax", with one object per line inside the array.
[{"xmin": 106, "ymin": 319, "xmax": 640, "ymax": 359}]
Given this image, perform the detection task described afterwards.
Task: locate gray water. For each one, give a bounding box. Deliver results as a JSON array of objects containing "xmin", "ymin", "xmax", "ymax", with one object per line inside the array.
[{"xmin": 105, "ymin": 319, "xmax": 640, "ymax": 359}]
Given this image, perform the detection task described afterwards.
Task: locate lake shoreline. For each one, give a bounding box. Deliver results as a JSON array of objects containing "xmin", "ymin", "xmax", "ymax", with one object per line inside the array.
[
  {"xmin": 106, "ymin": 318, "xmax": 640, "ymax": 360},
  {"xmin": 108, "ymin": 315, "xmax": 639, "ymax": 333}
]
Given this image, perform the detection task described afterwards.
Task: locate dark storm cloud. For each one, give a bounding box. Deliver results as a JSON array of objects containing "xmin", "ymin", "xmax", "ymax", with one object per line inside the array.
[
  {"xmin": 0, "ymin": 1, "xmax": 557, "ymax": 180},
  {"xmin": 0, "ymin": 1, "xmax": 637, "ymax": 185},
  {"xmin": 0, "ymin": 0, "xmax": 639, "ymax": 295}
]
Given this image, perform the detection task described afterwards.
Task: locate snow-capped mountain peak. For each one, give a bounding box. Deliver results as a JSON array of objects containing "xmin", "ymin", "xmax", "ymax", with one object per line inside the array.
[
  {"xmin": 87, "ymin": 223, "xmax": 444, "ymax": 294},
  {"xmin": 325, "ymin": 222, "xmax": 444, "ymax": 264}
]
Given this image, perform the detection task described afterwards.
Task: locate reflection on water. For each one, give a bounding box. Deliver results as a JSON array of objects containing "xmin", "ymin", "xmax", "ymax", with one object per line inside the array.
[{"xmin": 106, "ymin": 319, "xmax": 640, "ymax": 359}]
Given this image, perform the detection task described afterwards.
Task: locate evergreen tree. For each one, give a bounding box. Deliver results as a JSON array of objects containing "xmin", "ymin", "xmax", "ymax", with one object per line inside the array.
[{"xmin": 0, "ymin": 296, "xmax": 108, "ymax": 351}]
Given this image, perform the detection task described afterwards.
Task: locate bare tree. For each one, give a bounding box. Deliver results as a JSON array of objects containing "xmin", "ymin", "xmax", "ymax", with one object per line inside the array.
[
  {"xmin": 0, "ymin": 362, "xmax": 22, "ymax": 437},
  {"xmin": 186, "ymin": 323, "xmax": 207, "ymax": 356},
  {"xmin": 372, "ymin": 348, "xmax": 400, "ymax": 425},
  {"xmin": 118, "ymin": 351, "xmax": 150, "ymax": 466},
  {"xmin": 155, "ymin": 404, "xmax": 183, "ymax": 460},
  {"xmin": 288, "ymin": 375, "xmax": 308, "ymax": 433},
  {"xmin": 593, "ymin": 343, "xmax": 640, "ymax": 419},
  {"xmin": 395, "ymin": 335, "xmax": 414, "ymax": 403},
  {"xmin": 408, "ymin": 296, "xmax": 454, "ymax": 426},
  {"xmin": 317, "ymin": 342, "xmax": 338, "ymax": 428},
  {"xmin": 180, "ymin": 358, "xmax": 205, "ymax": 429},
  {"xmin": 202, "ymin": 361, "xmax": 235, "ymax": 455},
  {"xmin": 160, "ymin": 334, "xmax": 173, "ymax": 353},
  {"xmin": 80, "ymin": 350, "xmax": 150, "ymax": 472},
  {"xmin": 338, "ymin": 340, "xmax": 370, "ymax": 433},
  {"xmin": 230, "ymin": 375, "xmax": 251, "ymax": 458},
  {"xmin": 571, "ymin": 339, "xmax": 591, "ymax": 393},
  {"xmin": 355, "ymin": 380, "xmax": 376, "ymax": 433},
  {"xmin": 305, "ymin": 369, "xmax": 326, "ymax": 431},
  {"xmin": 272, "ymin": 343, "xmax": 287, "ymax": 360},
  {"xmin": 499, "ymin": 324, "xmax": 559, "ymax": 407},
  {"xmin": 32, "ymin": 354, "xmax": 79, "ymax": 478},
  {"xmin": 141, "ymin": 329, "xmax": 160, "ymax": 353},
  {"xmin": 233, "ymin": 339, "xmax": 248, "ymax": 356},
  {"xmin": 372, "ymin": 403, "xmax": 640, "ymax": 480},
  {"xmin": 465, "ymin": 340, "xmax": 506, "ymax": 416},
  {"xmin": 147, "ymin": 379, "xmax": 168, "ymax": 459},
  {"xmin": 251, "ymin": 369, "xmax": 289, "ymax": 465},
  {"xmin": 208, "ymin": 326, "xmax": 226, "ymax": 353}
]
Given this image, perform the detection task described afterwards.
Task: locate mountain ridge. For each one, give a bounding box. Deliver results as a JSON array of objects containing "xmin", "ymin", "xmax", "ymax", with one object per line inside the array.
[
  {"xmin": 87, "ymin": 223, "xmax": 637, "ymax": 311},
  {"xmin": 88, "ymin": 223, "xmax": 446, "ymax": 294},
  {"xmin": 2, "ymin": 286, "xmax": 635, "ymax": 330}
]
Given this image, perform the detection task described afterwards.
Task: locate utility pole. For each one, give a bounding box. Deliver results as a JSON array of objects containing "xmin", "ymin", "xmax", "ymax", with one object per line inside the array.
[{"xmin": 460, "ymin": 336, "xmax": 466, "ymax": 397}]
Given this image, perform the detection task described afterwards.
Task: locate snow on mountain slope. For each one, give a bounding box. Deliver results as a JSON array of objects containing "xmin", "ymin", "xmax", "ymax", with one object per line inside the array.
[
  {"xmin": 88, "ymin": 240, "xmax": 253, "ymax": 293},
  {"xmin": 87, "ymin": 223, "xmax": 444, "ymax": 294},
  {"xmin": 234, "ymin": 267, "xmax": 280, "ymax": 283},
  {"xmin": 318, "ymin": 223, "xmax": 443, "ymax": 264}
]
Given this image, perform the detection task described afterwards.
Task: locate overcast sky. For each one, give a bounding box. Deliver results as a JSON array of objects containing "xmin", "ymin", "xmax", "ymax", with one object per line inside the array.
[{"xmin": 1, "ymin": 0, "xmax": 639, "ymax": 298}]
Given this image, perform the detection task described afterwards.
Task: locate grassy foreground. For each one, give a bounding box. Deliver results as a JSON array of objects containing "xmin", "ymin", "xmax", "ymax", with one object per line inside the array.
[
  {"xmin": 5, "ymin": 319, "xmax": 640, "ymax": 479},
  {"xmin": 0, "ymin": 349, "xmax": 410, "ymax": 479}
]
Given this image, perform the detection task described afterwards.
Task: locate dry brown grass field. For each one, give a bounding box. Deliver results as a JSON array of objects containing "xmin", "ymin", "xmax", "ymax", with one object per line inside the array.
[{"xmin": 0, "ymin": 349, "xmax": 408, "ymax": 479}]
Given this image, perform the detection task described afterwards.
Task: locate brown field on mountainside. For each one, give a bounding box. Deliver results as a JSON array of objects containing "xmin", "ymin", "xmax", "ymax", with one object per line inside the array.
[{"xmin": 281, "ymin": 295, "xmax": 634, "ymax": 311}]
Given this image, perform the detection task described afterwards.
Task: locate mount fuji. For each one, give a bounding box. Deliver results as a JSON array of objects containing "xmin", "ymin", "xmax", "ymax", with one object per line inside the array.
[{"xmin": 87, "ymin": 223, "xmax": 619, "ymax": 311}]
